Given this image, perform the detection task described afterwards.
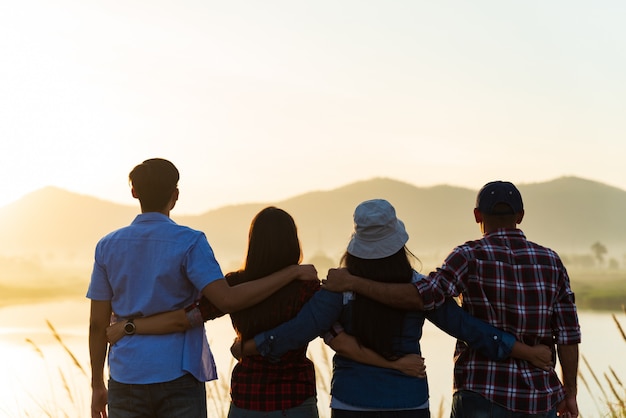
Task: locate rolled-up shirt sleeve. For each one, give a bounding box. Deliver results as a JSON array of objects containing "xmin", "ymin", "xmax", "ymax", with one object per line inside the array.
[
  {"xmin": 254, "ymin": 289, "xmax": 343, "ymax": 362},
  {"xmin": 552, "ymin": 267, "xmax": 582, "ymax": 345}
]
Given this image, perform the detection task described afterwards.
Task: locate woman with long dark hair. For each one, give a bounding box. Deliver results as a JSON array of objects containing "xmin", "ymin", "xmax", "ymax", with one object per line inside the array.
[{"xmin": 224, "ymin": 207, "xmax": 319, "ymax": 418}]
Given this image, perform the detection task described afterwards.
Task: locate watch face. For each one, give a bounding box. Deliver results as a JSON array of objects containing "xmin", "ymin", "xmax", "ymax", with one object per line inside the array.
[{"xmin": 124, "ymin": 320, "xmax": 136, "ymax": 335}]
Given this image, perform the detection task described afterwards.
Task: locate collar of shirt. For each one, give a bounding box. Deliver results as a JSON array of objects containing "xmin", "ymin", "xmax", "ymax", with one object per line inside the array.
[{"xmin": 132, "ymin": 212, "xmax": 176, "ymax": 225}]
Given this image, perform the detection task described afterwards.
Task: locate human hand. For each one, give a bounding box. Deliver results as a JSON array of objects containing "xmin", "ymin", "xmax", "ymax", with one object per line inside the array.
[
  {"xmin": 230, "ymin": 337, "xmax": 242, "ymax": 361},
  {"xmin": 322, "ymin": 268, "xmax": 353, "ymax": 293},
  {"xmin": 106, "ymin": 321, "xmax": 125, "ymax": 345},
  {"xmin": 527, "ymin": 344, "xmax": 554, "ymax": 371},
  {"xmin": 391, "ymin": 353, "xmax": 426, "ymax": 378},
  {"xmin": 296, "ymin": 264, "xmax": 319, "ymax": 281},
  {"xmin": 91, "ymin": 385, "xmax": 108, "ymax": 418},
  {"xmin": 557, "ymin": 393, "xmax": 578, "ymax": 418}
]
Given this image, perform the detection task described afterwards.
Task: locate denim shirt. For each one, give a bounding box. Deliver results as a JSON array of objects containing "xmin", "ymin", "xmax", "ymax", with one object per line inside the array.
[{"xmin": 254, "ymin": 271, "xmax": 516, "ymax": 409}]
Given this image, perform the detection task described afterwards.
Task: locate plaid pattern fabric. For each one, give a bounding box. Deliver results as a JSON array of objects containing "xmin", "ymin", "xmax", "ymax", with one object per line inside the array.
[
  {"xmin": 229, "ymin": 280, "xmax": 319, "ymax": 411},
  {"xmin": 415, "ymin": 228, "xmax": 581, "ymax": 413}
]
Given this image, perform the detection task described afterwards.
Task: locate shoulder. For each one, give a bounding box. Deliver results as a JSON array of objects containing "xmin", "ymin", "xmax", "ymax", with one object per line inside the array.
[
  {"xmin": 443, "ymin": 241, "xmax": 478, "ymax": 262},
  {"xmin": 517, "ymin": 230, "xmax": 560, "ymax": 256},
  {"xmin": 96, "ymin": 224, "xmax": 134, "ymax": 246},
  {"xmin": 170, "ymin": 224, "xmax": 209, "ymax": 246},
  {"xmin": 525, "ymin": 238, "xmax": 558, "ymax": 254},
  {"xmin": 300, "ymin": 279, "xmax": 322, "ymax": 297},
  {"xmin": 171, "ymin": 222, "xmax": 204, "ymax": 236},
  {"xmin": 411, "ymin": 270, "xmax": 427, "ymax": 283},
  {"xmin": 281, "ymin": 278, "xmax": 321, "ymax": 302},
  {"xmin": 301, "ymin": 279, "xmax": 322, "ymax": 290}
]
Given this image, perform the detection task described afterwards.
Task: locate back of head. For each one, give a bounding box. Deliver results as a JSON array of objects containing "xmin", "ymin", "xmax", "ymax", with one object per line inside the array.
[
  {"xmin": 475, "ymin": 180, "xmax": 524, "ymax": 230},
  {"xmin": 344, "ymin": 199, "xmax": 413, "ymax": 359},
  {"xmin": 243, "ymin": 206, "xmax": 302, "ymax": 281},
  {"xmin": 476, "ymin": 181, "xmax": 523, "ymax": 215},
  {"xmin": 344, "ymin": 198, "xmax": 412, "ymax": 281},
  {"xmin": 129, "ymin": 158, "xmax": 179, "ymax": 212},
  {"xmin": 347, "ymin": 199, "xmax": 409, "ymax": 260},
  {"xmin": 229, "ymin": 207, "xmax": 303, "ymax": 340}
]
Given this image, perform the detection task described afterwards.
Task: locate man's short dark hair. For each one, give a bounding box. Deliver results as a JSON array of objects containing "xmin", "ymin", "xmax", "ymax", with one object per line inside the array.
[{"xmin": 129, "ymin": 158, "xmax": 179, "ymax": 212}]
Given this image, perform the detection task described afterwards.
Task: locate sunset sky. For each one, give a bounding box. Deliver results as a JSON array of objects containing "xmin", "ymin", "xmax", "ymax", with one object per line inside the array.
[{"xmin": 1, "ymin": 1, "xmax": 624, "ymax": 214}]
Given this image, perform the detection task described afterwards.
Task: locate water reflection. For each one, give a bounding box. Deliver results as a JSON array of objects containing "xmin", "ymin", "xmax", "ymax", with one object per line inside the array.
[{"xmin": 1, "ymin": 299, "xmax": 623, "ymax": 417}]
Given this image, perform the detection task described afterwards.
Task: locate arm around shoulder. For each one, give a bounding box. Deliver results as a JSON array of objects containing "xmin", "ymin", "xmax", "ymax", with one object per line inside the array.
[
  {"xmin": 323, "ymin": 268, "xmax": 423, "ymax": 310},
  {"xmin": 203, "ymin": 264, "xmax": 319, "ymax": 313}
]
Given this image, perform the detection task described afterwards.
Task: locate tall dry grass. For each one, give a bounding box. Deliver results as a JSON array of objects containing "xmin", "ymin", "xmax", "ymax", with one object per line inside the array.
[
  {"xmin": 577, "ymin": 306, "xmax": 626, "ymax": 418},
  {"xmin": 17, "ymin": 321, "xmax": 88, "ymax": 417},
  {"xmin": 17, "ymin": 309, "xmax": 626, "ymax": 418}
]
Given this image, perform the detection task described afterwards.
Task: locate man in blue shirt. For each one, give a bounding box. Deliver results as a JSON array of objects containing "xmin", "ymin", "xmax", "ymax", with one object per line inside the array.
[{"xmin": 87, "ymin": 158, "xmax": 317, "ymax": 418}]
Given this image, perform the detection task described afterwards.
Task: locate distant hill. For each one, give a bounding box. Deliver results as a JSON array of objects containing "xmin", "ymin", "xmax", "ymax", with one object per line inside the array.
[{"xmin": 1, "ymin": 177, "xmax": 625, "ymax": 282}]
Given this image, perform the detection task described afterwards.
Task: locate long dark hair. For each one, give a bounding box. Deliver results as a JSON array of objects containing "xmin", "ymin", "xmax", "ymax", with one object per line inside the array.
[
  {"xmin": 227, "ymin": 207, "xmax": 303, "ymax": 340},
  {"xmin": 342, "ymin": 248, "xmax": 414, "ymax": 360}
]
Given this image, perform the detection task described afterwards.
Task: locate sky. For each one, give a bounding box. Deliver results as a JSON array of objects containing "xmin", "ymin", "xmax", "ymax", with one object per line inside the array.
[{"xmin": 1, "ymin": 0, "xmax": 625, "ymax": 214}]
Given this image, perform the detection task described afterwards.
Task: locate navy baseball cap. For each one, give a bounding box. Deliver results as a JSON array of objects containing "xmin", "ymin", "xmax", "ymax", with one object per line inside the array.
[{"xmin": 476, "ymin": 181, "xmax": 524, "ymax": 214}]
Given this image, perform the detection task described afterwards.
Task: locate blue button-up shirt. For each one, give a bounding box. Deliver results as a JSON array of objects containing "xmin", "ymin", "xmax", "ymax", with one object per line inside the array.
[{"xmin": 87, "ymin": 212, "xmax": 223, "ymax": 384}]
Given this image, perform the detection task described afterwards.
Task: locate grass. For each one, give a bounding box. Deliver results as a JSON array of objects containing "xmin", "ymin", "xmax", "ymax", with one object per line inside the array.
[
  {"xmin": 11, "ymin": 310, "xmax": 626, "ymax": 418},
  {"xmin": 13, "ymin": 322, "xmax": 88, "ymax": 418},
  {"xmin": 577, "ymin": 306, "xmax": 626, "ymax": 418}
]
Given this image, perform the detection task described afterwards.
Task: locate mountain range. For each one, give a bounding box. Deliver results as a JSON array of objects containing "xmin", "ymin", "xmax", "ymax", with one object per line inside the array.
[{"xmin": 1, "ymin": 176, "xmax": 625, "ymax": 283}]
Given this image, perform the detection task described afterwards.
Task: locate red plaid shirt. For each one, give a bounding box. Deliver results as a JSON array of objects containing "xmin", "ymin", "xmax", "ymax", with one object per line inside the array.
[
  {"xmin": 198, "ymin": 280, "xmax": 320, "ymax": 411},
  {"xmin": 415, "ymin": 228, "xmax": 581, "ymax": 413}
]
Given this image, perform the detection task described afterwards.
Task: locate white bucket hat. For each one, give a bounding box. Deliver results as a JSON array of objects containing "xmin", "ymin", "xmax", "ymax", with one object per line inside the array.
[{"xmin": 347, "ymin": 199, "xmax": 409, "ymax": 259}]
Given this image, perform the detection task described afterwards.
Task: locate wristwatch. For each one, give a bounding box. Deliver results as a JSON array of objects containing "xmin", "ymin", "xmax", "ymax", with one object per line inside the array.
[{"xmin": 124, "ymin": 319, "xmax": 136, "ymax": 335}]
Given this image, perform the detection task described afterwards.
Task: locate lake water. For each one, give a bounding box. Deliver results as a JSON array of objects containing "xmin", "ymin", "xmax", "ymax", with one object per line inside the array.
[{"xmin": 0, "ymin": 298, "xmax": 624, "ymax": 418}]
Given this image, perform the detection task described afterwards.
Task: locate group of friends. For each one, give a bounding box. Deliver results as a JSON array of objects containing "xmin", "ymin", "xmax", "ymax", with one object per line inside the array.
[{"xmin": 87, "ymin": 158, "xmax": 581, "ymax": 418}]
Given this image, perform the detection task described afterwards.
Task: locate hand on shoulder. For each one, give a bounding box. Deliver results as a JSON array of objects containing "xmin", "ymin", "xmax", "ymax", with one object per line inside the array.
[
  {"xmin": 295, "ymin": 264, "xmax": 319, "ymax": 281},
  {"xmin": 322, "ymin": 268, "xmax": 353, "ymax": 293}
]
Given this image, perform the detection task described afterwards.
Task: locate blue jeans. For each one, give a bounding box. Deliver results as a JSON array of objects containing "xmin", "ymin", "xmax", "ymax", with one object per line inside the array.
[
  {"xmin": 451, "ymin": 391, "xmax": 557, "ymax": 418},
  {"xmin": 108, "ymin": 373, "xmax": 206, "ymax": 418},
  {"xmin": 227, "ymin": 397, "xmax": 319, "ymax": 418},
  {"xmin": 332, "ymin": 409, "xmax": 429, "ymax": 418}
]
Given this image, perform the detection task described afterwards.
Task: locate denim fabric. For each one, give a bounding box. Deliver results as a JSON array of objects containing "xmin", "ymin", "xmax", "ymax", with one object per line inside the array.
[
  {"xmin": 254, "ymin": 275, "xmax": 518, "ymax": 410},
  {"xmin": 451, "ymin": 391, "xmax": 557, "ymax": 418},
  {"xmin": 331, "ymin": 408, "xmax": 430, "ymax": 418},
  {"xmin": 227, "ymin": 396, "xmax": 319, "ymax": 418},
  {"xmin": 254, "ymin": 288, "xmax": 429, "ymax": 409},
  {"xmin": 255, "ymin": 289, "xmax": 344, "ymax": 361},
  {"xmin": 425, "ymin": 298, "xmax": 515, "ymax": 361},
  {"xmin": 108, "ymin": 374, "xmax": 207, "ymax": 418}
]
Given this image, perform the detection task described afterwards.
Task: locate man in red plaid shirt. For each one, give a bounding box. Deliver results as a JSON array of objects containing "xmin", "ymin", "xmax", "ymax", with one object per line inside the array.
[{"xmin": 324, "ymin": 181, "xmax": 581, "ymax": 418}]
